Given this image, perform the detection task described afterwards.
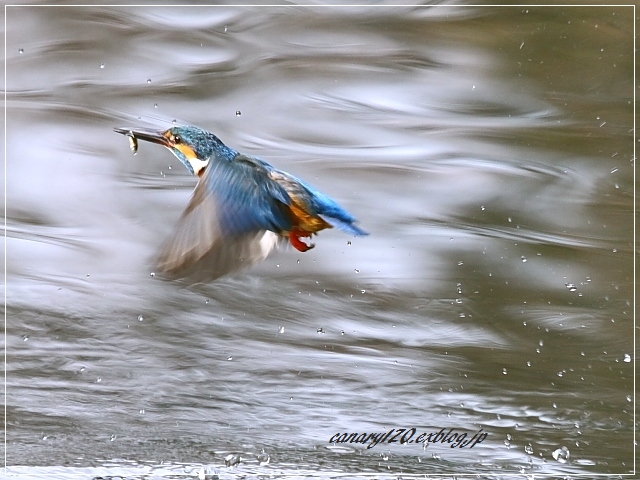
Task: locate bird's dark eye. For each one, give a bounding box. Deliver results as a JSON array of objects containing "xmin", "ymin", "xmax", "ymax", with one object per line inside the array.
[{"xmin": 174, "ymin": 135, "xmax": 182, "ymax": 144}]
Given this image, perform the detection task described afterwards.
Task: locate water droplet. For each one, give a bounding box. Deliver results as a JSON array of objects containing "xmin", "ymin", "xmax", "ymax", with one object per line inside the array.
[
  {"xmin": 139, "ymin": 408, "xmax": 145, "ymax": 414},
  {"xmin": 472, "ymin": 85, "xmax": 476, "ymax": 90},
  {"xmin": 361, "ymin": 289, "xmax": 366, "ymax": 294},
  {"xmin": 354, "ymin": 269, "xmax": 359, "ymax": 273},
  {"xmin": 224, "ymin": 454, "xmax": 240, "ymax": 467},
  {"xmin": 227, "ymin": 356, "xmax": 232, "ymax": 361},
  {"xmin": 457, "ymin": 261, "xmax": 463, "ymax": 266},
  {"xmin": 565, "ymin": 283, "xmax": 577, "ymax": 292},
  {"xmin": 224, "ymin": 25, "xmax": 228, "ymax": 33},
  {"xmin": 524, "ymin": 444, "xmax": 533, "ymax": 454},
  {"xmin": 502, "ymin": 368, "xmax": 507, "ymax": 375},
  {"xmin": 480, "ymin": 205, "xmax": 485, "ymax": 211},
  {"xmin": 317, "ymin": 328, "xmax": 324, "ymax": 334},
  {"xmin": 508, "ymin": 217, "xmax": 512, "ymax": 222},
  {"xmin": 557, "ymin": 371, "xmax": 564, "ymax": 377},
  {"xmin": 539, "ymin": 340, "xmax": 544, "ymax": 347},
  {"xmin": 612, "ymin": 248, "xmax": 617, "ymax": 253},
  {"xmin": 154, "ymin": 103, "xmax": 158, "ymax": 108},
  {"xmin": 340, "ymin": 330, "xmax": 345, "ymax": 335},
  {"xmin": 18, "ymin": 48, "xmax": 24, "ymax": 54},
  {"xmin": 79, "ymin": 367, "xmax": 85, "ymax": 373},
  {"xmin": 138, "ymin": 315, "xmax": 144, "ymax": 322},
  {"xmin": 552, "ymin": 402, "xmax": 557, "ymax": 408},
  {"xmin": 147, "ymin": 78, "xmax": 151, "ymax": 84},
  {"xmin": 627, "ymin": 395, "xmax": 632, "ymax": 402},
  {"xmin": 235, "ymin": 110, "xmax": 241, "ymax": 116},
  {"xmin": 110, "ymin": 434, "xmax": 117, "ymax": 441},
  {"xmin": 526, "ymin": 361, "xmax": 531, "ymax": 367},
  {"xmin": 100, "ymin": 62, "xmax": 105, "ymax": 69},
  {"xmin": 347, "ymin": 241, "xmax": 352, "ymax": 246},
  {"xmin": 172, "ymin": 119, "xmax": 177, "ymax": 124},
  {"xmin": 22, "ymin": 335, "xmax": 28, "ymax": 341},
  {"xmin": 257, "ymin": 453, "xmax": 270, "ymax": 465},
  {"xmin": 96, "ymin": 377, "xmax": 102, "ymax": 383},
  {"xmin": 552, "ymin": 446, "xmax": 570, "ymax": 463},
  {"xmin": 278, "ymin": 326, "xmax": 285, "ymax": 334},
  {"xmin": 521, "ymin": 256, "xmax": 527, "ymax": 262},
  {"xmin": 623, "ymin": 353, "xmax": 631, "ymax": 363},
  {"xmin": 520, "ymin": 41, "xmax": 525, "ymax": 49},
  {"xmin": 150, "ymin": 272, "xmax": 155, "ymax": 277}
]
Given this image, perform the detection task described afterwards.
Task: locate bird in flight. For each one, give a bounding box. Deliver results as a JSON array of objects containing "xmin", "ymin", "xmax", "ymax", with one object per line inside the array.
[{"xmin": 114, "ymin": 125, "xmax": 367, "ymax": 281}]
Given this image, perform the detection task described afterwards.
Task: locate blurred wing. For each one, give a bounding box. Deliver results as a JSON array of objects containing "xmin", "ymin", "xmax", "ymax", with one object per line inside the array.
[{"xmin": 156, "ymin": 155, "xmax": 292, "ymax": 280}]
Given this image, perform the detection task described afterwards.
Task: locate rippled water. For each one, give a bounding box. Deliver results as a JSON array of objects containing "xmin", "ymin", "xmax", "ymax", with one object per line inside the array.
[{"xmin": 5, "ymin": 5, "xmax": 635, "ymax": 478}]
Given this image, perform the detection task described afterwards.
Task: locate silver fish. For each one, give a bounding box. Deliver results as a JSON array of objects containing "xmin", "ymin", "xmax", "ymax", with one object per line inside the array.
[{"xmin": 126, "ymin": 132, "xmax": 138, "ymax": 154}]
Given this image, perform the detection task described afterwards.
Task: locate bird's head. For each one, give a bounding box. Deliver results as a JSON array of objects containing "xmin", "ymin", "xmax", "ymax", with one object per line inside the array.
[{"xmin": 114, "ymin": 125, "xmax": 234, "ymax": 176}]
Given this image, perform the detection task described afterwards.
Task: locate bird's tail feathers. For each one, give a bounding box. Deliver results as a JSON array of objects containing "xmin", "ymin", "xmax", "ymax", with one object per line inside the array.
[{"xmin": 320, "ymin": 215, "xmax": 368, "ymax": 236}]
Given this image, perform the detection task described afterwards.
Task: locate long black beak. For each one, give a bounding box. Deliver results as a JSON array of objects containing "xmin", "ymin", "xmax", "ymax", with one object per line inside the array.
[{"xmin": 113, "ymin": 127, "xmax": 170, "ymax": 147}]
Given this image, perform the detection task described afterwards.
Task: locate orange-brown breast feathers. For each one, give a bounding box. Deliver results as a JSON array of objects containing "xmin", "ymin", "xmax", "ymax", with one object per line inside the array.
[
  {"xmin": 287, "ymin": 197, "xmax": 332, "ymax": 234},
  {"xmin": 266, "ymin": 169, "xmax": 332, "ymax": 235}
]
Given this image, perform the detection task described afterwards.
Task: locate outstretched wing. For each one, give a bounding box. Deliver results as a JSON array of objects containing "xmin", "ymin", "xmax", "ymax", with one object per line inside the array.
[{"xmin": 156, "ymin": 154, "xmax": 292, "ymax": 280}]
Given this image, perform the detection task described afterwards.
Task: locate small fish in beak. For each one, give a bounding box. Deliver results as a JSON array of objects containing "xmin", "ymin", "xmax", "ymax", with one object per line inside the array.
[{"xmin": 126, "ymin": 131, "xmax": 138, "ymax": 154}]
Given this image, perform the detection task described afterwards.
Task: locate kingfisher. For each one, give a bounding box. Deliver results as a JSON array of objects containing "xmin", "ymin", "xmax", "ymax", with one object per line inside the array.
[{"xmin": 114, "ymin": 125, "xmax": 367, "ymax": 281}]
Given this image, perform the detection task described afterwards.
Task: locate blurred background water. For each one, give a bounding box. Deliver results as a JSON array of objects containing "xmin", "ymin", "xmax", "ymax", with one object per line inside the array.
[{"xmin": 3, "ymin": 3, "xmax": 636, "ymax": 479}]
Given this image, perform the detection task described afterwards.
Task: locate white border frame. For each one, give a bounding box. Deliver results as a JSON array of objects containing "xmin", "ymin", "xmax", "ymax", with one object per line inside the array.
[{"xmin": 3, "ymin": 3, "xmax": 636, "ymax": 477}]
